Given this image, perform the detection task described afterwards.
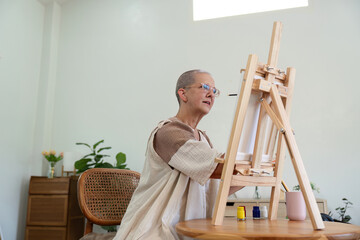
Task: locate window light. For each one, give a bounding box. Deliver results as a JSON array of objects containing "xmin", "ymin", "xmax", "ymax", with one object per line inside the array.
[{"xmin": 193, "ymin": 0, "xmax": 308, "ymax": 21}]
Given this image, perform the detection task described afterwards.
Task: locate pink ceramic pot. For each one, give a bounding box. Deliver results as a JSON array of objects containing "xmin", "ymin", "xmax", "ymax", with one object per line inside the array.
[{"xmin": 286, "ymin": 192, "xmax": 306, "ymax": 221}]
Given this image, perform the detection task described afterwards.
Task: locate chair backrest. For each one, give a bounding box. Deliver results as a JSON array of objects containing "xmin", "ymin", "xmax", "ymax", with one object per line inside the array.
[{"xmin": 77, "ymin": 168, "xmax": 140, "ymax": 234}]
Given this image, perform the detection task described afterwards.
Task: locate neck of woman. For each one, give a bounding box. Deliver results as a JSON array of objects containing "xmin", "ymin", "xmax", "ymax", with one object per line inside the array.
[{"xmin": 175, "ymin": 109, "xmax": 203, "ymax": 130}]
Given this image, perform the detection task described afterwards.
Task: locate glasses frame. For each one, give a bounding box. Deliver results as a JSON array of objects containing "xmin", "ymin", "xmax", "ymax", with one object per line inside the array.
[{"xmin": 184, "ymin": 83, "xmax": 220, "ymax": 97}]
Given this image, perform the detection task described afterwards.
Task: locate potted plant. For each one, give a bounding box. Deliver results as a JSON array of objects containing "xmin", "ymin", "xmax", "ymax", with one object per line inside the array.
[
  {"xmin": 75, "ymin": 139, "xmax": 130, "ymax": 232},
  {"xmin": 329, "ymin": 198, "xmax": 353, "ymax": 223},
  {"xmin": 74, "ymin": 139, "xmax": 128, "ymax": 173}
]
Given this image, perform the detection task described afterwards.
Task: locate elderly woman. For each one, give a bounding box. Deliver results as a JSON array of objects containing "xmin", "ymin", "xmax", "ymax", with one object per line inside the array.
[{"xmin": 114, "ymin": 69, "xmax": 223, "ymax": 240}]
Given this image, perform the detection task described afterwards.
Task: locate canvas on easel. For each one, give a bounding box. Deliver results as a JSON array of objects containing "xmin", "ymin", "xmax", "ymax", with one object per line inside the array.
[{"xmin": 212, "ymin": 21, "xmax": 325, "ymax": 230}]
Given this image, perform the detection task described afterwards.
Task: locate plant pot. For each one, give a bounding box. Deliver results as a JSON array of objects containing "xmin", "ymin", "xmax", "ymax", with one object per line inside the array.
[{"xmin": 286, "ymin": 191, "xmax": 306, "ymax": 221}]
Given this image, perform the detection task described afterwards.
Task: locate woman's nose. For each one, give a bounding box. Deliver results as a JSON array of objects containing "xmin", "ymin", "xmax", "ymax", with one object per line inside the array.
[{"xmin": 207, "ymin": 90, "xmax": 215, "ymax": 97}]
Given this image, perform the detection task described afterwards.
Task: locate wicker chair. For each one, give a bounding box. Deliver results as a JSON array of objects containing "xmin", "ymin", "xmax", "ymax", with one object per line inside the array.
[{"xmin": 77, "ymin": 168, "xmax": 140, "ymax": 239}]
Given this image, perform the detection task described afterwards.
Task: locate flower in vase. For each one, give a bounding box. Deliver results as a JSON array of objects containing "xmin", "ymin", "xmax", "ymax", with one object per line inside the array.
[{"xmin": 42, "ymin": 150, "xmax": 64, "ymax": 165}]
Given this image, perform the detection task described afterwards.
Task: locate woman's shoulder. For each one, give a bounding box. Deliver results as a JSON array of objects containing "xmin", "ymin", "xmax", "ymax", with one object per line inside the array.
[
  {"xmin": 154, "ymin": 117, "xmax": 196, "ymax": 163},
  {"xmin": 157, "ymin": 117, "xmax": 195, "ymax": 141}
]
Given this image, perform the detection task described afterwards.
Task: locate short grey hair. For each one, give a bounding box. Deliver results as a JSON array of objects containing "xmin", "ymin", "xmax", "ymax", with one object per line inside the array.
[{"xmin": 175, "ymin": 69, "xmax": 211, "ymax": 104}]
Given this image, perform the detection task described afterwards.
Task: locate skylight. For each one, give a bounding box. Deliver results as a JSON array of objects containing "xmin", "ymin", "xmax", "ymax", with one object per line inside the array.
[{"xmin": 193, "ymin": 0, "xmax": 308, "ymax": 21}]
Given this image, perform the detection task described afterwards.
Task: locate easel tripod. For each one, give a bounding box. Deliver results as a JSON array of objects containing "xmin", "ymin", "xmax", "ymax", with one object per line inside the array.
[{"xmin": 212, "ymin": 21, "xmax": 325, "ymax": 230}]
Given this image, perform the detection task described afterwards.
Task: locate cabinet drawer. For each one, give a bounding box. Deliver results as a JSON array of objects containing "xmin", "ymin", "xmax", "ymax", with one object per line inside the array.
[
  {"xmin": 29, "ymin": 177, "xmax": 70, "ymax": 195},
  {"xmin": 26, "ymin": 226, "xmax": 66, "ymax": 240},
  {"xmin": 27, "ymin": 195, "xmax": 68, "ymax": 226}
]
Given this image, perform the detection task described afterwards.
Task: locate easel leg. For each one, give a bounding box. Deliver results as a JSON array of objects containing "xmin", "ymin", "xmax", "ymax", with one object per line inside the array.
[
  {"xmin": 270, "ymin": 85, "xmax": 325, "ymax": 230},
  {"xmin": 260, "ymin": 99, "xmax": 287, "ymax": 219},
  {"xmin": 269, "ymin": 133, "xmax": 286, "ymax": 219},
  {"xmin": 212, "ymin": 54, "xmax": 258, "ymax": 225},
  {"xmin": 269, "ymin": 67, "xmax": 295, "ymax": 220}
]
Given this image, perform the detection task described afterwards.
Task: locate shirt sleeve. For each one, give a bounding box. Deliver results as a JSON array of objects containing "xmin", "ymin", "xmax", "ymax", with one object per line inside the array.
[{"xmin": 154, "ymin": 120, "xmax": 218, "ymax": 185}]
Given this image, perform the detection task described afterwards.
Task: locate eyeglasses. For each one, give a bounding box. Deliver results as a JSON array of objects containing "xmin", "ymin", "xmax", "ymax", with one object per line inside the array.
[{"xmin": 185, "ymin": 83, "xmax": 220, "ymax": 97}]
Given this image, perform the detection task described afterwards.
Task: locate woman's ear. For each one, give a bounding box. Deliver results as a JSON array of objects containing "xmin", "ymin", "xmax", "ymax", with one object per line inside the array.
[{"xmin": 178, "ymin": 89, "xmax": 187, "ymax": 103}]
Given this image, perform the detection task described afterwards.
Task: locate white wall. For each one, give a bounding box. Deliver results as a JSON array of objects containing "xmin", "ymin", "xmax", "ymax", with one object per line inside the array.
[
  {"xmin": 0, "ymin": 0, "xmax": 359, "ymax": 239},
  {"xmin": 0, "ymin": 0, "xmax": 44, "ymax": 239}
]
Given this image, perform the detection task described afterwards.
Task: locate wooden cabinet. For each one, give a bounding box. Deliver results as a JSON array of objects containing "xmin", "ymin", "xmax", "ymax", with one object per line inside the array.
[
  {"xmin": 225, "ymin": 198, "xmax": 327, "ymax": 218},
  {"xmin": 25, "ymin": 176, "xmax": 85, "ymax": 240}
]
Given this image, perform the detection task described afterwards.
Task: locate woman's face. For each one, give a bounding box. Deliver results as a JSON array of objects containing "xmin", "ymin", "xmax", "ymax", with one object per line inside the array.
[{"xmin": 185, "ymin": 73, "xmax": 216, "ymax": 115}]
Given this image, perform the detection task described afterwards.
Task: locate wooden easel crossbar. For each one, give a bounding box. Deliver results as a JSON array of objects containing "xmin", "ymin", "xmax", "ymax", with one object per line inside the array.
[{"xmin": 212, "ymin": 21, "xmax": 325, "ymax": 230}]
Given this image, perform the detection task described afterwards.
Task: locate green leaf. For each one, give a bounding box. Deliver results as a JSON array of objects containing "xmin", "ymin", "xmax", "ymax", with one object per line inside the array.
[
  {"xmin": 98, "ymin": 147, "xmax": 111, "ymax": 153},
  {"xmin": 310, "ymin": 182, "xmax": 320, "ymax": 193},
  {"xmin": 116, "ymin": 152, "xmax": 126, "ymax": 166},
  {"xmin": 94, "ymin": 154, "xmax": 109, "ymax": 162},
  {"xmin": 343, "ymin": 215, "xmax": 351, "ymax": 223},
  {"xmin": 114, "ymin": 164, "xmax": 130, "ymax": 170},
  {"xmin": 95, "ymin": 162, "xmax": 114, "ymax": 169},
  {"xmin": 93, "ymin": 140, "xmax": 104, "ymax": 150},
  {"xmin": 114, "ymin": 163, "xmax": 127, "ymax": 169},
  {"xmin": 101, "ymin": 225, "xmax": 118, "ymax": 232},
  {"xmin": 94, "ymin": 155, "xmax": 103, "ymax": 162},
  {"xmin": 76, "ymin": 142, "xmax": 92, "ymax": 150},
  {"xmin": 83, "ymin": 153, "xmax": 96, "ymax": 158},
  {"xmin": 75, "ymin": 158, "xmax": 92, "ymax": 169},
  {"xmin": 76, "ymin": 165, "xmax": 90, "ymax": 174}
]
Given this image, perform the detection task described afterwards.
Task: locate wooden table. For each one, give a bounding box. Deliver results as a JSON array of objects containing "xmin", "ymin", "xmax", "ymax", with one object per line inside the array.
[{"xmin": 176, "ymin": 218, "xmax": 360, "ymax": 239}]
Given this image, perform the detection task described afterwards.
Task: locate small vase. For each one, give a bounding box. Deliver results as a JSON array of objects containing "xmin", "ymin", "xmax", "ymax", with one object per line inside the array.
[
  {"xmin": 48, "ymin": 162, "xmax": 56, "ymax": 178},
  {"xmin": 286, "ymin": 192, "xmax": 306, "ymax": 220}
]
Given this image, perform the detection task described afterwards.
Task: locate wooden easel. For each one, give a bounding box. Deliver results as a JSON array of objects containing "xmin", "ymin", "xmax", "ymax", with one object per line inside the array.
[{"xmin": 212, "ymin": 21, "xmax": 325, "ymax": 230}]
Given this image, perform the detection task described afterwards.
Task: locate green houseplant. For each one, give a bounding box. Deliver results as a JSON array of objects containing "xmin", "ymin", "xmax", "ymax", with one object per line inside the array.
[
  {"xmin": 74, "ymin": 139, "xmax": 128, "ymax": 173},
  {"xmin": 330, "ymin": 198, "xmax": 353, "ymax": 223},
  {"xmin": 75, "ymin": 139, "xmax": 130, "ymax": 232},
  {"xmin": 293, "ymin": 182, "xmax": 320, "ymax": 193}
]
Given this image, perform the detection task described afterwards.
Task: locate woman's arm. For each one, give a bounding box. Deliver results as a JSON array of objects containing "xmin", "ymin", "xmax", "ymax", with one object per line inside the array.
[{"xmin": 210, "ymin": 162, "xmax": 243, "ymax": 196}]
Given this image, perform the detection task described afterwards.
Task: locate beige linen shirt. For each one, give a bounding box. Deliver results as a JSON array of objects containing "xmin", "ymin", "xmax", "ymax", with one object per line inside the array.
[{"xmin": 113, "ymin": 118, "xmax": 219, "ymax": 240}]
